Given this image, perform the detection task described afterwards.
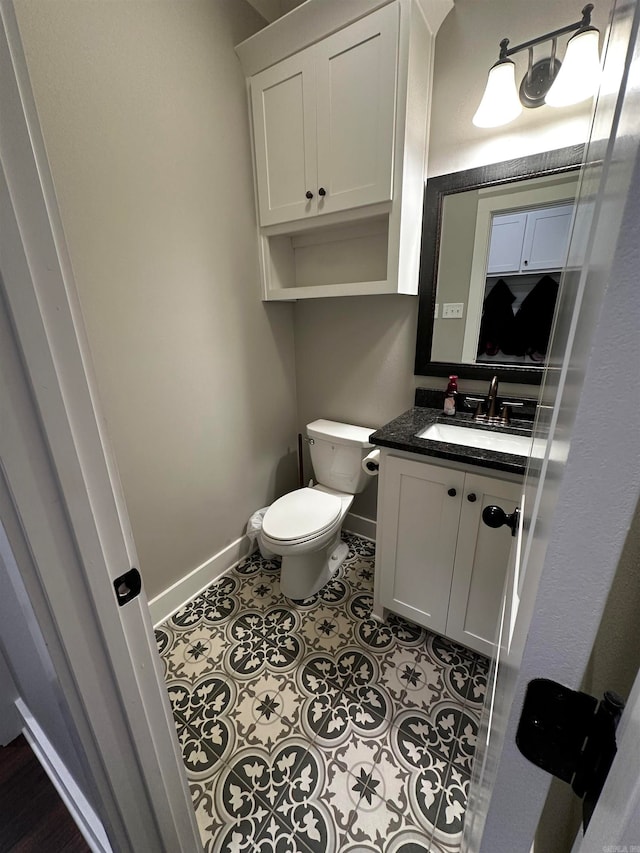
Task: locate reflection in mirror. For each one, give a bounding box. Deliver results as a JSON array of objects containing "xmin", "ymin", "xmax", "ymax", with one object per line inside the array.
[
  {"xmin": 435, "ymin": 172, "xmax": 578, "ymax": 366},
  {"xmin": 415, "ymin": 146, "xmax": 584, "ymax": 384}
]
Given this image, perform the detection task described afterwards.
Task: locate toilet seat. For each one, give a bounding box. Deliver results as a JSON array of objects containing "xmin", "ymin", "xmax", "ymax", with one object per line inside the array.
[{"xmin": 262, "ymin": 487, "xmax": 342, "ymax": 544}]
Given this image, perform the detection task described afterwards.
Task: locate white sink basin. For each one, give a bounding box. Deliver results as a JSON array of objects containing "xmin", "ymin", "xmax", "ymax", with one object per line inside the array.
[{"xmin": 416, "ymin": 422, "xmax": 534, "ymax": 457}]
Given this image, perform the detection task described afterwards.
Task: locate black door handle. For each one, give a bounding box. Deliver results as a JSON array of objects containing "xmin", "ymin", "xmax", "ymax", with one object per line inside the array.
[
  {"xmin": 482, "ymin": 504, "xmax": 520, "ymax": 536},
  {"xmin": 113, "ymin": 568, "xmax": 142, "ymax": 605}
]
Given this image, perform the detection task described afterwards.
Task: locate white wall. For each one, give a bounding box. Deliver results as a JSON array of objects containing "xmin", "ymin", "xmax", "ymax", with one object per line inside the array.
[
  {"xmin": 431, "ymin": 188, "xmax": 479, "ymax": 362},
  {"xmin": 427, "ymin": 0, "xmax": 611, "ymax": 176},
  {"xmin": 11, "ymin": 0, "xmax": 616, "ymax": 562},
  {"xmin": 14, "ymin": 0, "xmax": 299, "ymax": 599},
  {"xmin": 294, "ymin": 0, "xmax": 612, "ymax": 521},
  {"xmin": 295, "ymin": 293, "xmax": 421, "ymax": 520}
]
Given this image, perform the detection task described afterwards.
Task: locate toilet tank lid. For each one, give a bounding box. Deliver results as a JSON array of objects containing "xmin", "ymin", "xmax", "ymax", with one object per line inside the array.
[{"xmin": 307, "ymin": 419, "xmax": 374, "ymax": 448}]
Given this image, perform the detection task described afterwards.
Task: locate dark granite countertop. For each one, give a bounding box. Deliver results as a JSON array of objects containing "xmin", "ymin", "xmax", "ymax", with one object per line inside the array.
[{"xmin": 369, "ymin": 405, "xmax": 533, "ymax": 476}]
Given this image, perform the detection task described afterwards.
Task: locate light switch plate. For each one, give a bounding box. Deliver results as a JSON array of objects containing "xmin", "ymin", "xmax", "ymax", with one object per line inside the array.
[
  {"xmin": 434, "ymin": 303, "xmax": 439, "ymax": 319},
  {"xmin": 442, "ymin": 302, "xmax": 464, "ymax": 319}
]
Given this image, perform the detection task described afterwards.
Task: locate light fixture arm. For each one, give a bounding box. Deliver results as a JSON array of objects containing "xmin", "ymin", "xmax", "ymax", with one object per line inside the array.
[
  {"xmin": 495, "ymin": 4, "xmax": 594, "ymax": 64},
  {"xmin": 550, "ymin": 38, "xmax": 558, "ymax": 80},
  {"xmin": 526, "ymin": 46, "xmax": 534, "ymax": 87}
]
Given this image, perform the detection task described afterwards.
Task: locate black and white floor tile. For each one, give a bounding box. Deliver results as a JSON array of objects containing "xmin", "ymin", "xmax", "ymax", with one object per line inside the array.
[{"xmin": 156, "ymin": 533, "xmax": 488, "ymax": 852}]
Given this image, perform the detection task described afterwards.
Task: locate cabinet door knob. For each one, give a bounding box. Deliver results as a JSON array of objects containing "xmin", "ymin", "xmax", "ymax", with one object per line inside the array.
[
  {"xmin": 305, "ymin": 190, "xmax": 314, "ymax": 200},
  {"xmin": 447, "ymin": 488, "xmax": 457, "ymax": 497},
  {"xmin": 467, "ymin": 493, "xmax": 477, "ymax": 502},
  {"xmin": 318, "ymin": 187, "xmax": 326, "ymax": 197},
  {"xmin": 523, "ymin": 259, "xmax": 529, "ymax": 266}
]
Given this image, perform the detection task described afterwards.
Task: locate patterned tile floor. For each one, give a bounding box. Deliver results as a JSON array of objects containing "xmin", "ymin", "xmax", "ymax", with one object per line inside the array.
[{"xmin": 155, "ymin": 533, "xmax": 488, "ymax": 853}]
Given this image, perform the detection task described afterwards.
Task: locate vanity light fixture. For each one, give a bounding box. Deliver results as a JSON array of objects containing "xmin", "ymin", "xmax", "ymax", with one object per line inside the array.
[{"xmin": 473, "ymin": 4, "xmax": 601, "ymax": 128}]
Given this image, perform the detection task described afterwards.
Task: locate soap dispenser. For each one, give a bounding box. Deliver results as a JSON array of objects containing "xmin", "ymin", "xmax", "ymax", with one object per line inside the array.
[{"xmin": 443, "ymin": 375, "xmax": 458, "ymax": 416}]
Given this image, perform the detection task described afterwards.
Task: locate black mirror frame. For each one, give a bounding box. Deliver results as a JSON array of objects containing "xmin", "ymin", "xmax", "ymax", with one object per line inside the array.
[{"xmin": 414, "ymin": 144, "xmax": 585, "ymax": 384}]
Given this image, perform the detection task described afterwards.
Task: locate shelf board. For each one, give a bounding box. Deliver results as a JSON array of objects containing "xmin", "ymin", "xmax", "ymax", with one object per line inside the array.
[{"xmin": 264, "ymin": 280, "xmax": 402, "ymax": 300}]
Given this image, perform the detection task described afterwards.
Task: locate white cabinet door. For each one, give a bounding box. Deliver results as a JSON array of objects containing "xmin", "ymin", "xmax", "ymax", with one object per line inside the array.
[
  {"xmin": 487, "ymin": 204, "xmax": 574, "ymax": 275},
  {"xmin": 486, "ymin": 212, "xmax": 528, "ymax": 274},
  {"xmin": 520, "ymin": 203, "xmax": 573, "ymax": 271},
  {"xmin": 378, "ymin": 456, "xmax": 464, "ymax": 635},
  {"xmin": 250, "ymin": 50, "xmax": 317, "ymax": 226},
  {"xmin": 376, "ymin": 452, "xmax": 522, "ymax": 655},
  {"xmin": 315, "ymin": 3, "xmax": 398, "ymax": 216},
  {"xmin": 250, "ymin": 4, "xmax": 398, "ymax": 228},
  {"xmin": 446, "ymin": 472, "xmax": 521, "ymax": 656}
]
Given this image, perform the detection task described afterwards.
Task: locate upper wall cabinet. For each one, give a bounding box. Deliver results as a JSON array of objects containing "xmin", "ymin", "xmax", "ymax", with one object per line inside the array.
[
  {"xmin": 251, "ymin": 5, "xmax": 398, "ymax": 227},
  {"xmin": 236, "ymin": 0, "xmax": 452, "ymax": 300},
  {"xmin": 487, "ymin": 203, "xmax": 574, "ymax": 275}
]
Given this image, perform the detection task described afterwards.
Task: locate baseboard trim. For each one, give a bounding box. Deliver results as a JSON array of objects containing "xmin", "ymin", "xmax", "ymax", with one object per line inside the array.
[
  {"xmin": 148, "ymin": 535, "xmax": 251, "ymax": 627},
  {"xmin": 150, "ymin": 519, "xmax": 374, "ymax": 628},
  {"xmin": 16, "ymin": 699, "xmax": 112, "ymax": 853},
  {"xmin": 343, "ymin": 512, "xmax": 376, "ymax": 542}
]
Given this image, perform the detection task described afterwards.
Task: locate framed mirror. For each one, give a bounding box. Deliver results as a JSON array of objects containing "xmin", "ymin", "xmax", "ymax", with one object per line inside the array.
[{"xmin": 414, "ymin": 145, "xmax": 585, "ymax": 383}]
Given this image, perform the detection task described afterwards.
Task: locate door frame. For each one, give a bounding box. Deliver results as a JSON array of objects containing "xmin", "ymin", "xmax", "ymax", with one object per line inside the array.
[
  {"xmin": 3, "ymin": 1, "xmax": 640, "ymax": 852},
  {"xmin": 0, "ymin": 643, "xmax": 20, "ymax": 746},
  {"xmin": 468, "ymin": 0, "xmax": 640, "ymax": 847},
  {"xmin": 0, "ymin": 4, "xmax": 201, "ymax": 851},
  {"xmin": 573, "ymin": 665, "xmax": 640, "ymax": 850}
]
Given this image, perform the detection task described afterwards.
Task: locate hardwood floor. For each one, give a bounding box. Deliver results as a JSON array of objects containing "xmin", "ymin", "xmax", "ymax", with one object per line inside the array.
[{"xmin": 0, "ymin": 735, "xmax": 89, "ymax": 853}]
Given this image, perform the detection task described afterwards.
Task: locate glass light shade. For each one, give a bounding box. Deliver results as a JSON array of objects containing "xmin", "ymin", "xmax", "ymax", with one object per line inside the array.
[
  {"xmin": 473, "ymin": 60, "xmax": 522, "ymax": 128},
  {"xmin": 545, "ymin": 28, "xmax": 601, "ymax": 107}
]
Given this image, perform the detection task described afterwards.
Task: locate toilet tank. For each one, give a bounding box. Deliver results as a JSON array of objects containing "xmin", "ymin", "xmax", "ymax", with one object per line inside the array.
[{"xmin": 307, "ymin": 419, "xmax": 374, "ymax": 494}]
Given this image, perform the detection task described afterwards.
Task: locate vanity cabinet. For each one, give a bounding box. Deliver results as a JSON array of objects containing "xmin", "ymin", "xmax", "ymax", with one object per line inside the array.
[
  {"xmin": 236, "ymin": 0, "xmax": 451, "ymax": 300},
  {"xmin": 376, "ymin": 451, "xmax": 521, "ymax": 656},
  {"xmin": 250, "ymin": 4, "xmax": 398, "ymax": 227},
  {"xmin": 487, "ymin": 203, "xmax": 574, "ymax": 275}
]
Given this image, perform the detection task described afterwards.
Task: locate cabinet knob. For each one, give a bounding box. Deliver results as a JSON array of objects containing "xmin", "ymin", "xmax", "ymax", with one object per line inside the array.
[
  {"xmin": 305, "ymin": 190, "xmax": 314, "ymax": 200},
  {"xmin": 523, "ymin": 259, "xmax": 529, "ymax": 266},
  {"xmin": 467, "ymin": 493, "xmax": 477, "ymax": 502},
  {"xmin": 447, "ymin": 488, "xmax": 457, "ymax": 497},
  {"xmin": 318, "ymin": 187, "xmax": 326, "ymax": 197}
]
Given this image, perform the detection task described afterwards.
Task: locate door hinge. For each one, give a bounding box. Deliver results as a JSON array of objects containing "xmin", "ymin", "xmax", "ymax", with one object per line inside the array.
[
  {"xmin": 516, "ymin": 678, "xmax": 624, "ymax": 830},
  {"xmin": 113, "ymin": 568, "xmax": 142, "ymax": 606}
]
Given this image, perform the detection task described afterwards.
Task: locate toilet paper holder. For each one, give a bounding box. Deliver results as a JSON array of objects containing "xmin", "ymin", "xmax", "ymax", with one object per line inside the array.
[{"xmin": 362, "ymin": 448, "xmax": 380, "ymax": 475}]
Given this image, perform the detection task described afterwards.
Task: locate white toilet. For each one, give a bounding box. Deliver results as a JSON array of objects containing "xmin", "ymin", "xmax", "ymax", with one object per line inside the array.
[{"xmin": 259, "ymin": 419, "xmax": 374, "ymax": 600}]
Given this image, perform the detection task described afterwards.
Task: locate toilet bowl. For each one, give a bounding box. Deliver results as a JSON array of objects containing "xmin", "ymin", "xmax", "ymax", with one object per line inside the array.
[
  {"xmin": 258, "ymin": 420, "xmax": 374, "ymax": 600},
  {"xmin": 260, "ymin": 486, "xmax": 353, "ymax": 599}
]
